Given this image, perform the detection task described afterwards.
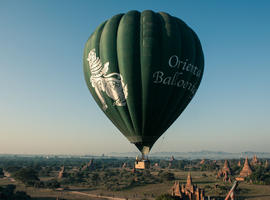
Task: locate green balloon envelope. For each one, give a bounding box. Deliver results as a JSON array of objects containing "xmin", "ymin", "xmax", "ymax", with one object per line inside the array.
[{"xmin": 83, "ymin": 10, "xmax": 204, "ymax": 155}]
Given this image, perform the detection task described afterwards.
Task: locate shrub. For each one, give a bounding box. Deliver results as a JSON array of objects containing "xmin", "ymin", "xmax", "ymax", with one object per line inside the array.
[
  {"xmin": 158, "ymin": 171, "xmax": 175, "ymax": 181},
  {"xmin": 13, "ymin": 167, "xmax": 39, "ymax": 186},
  {"xmin": 156, "ymin": 194, "xmax": 177, "ymax": 200},
  {"xmin": 0, "ymin": 185, "xmax": 31, "ymax": 200},
  {"xmin": 0, "ymin": 168, "xmax": 4, "ymax": 177},
  {"xmin": 44, "ymin": 179, "xmax": 61, "ymax": 189}
]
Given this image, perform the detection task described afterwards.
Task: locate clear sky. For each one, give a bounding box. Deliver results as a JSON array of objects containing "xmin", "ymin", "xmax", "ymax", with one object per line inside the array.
[{"xmin": 1, "ymin": 0, "xmax": 270, "ymax": 155}]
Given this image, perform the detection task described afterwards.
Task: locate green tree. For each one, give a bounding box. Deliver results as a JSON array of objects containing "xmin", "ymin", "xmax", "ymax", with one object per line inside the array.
[
  {"xmin": 156, "ymin": 194, "xmax": 177, "ymax": 200},
  {"xmin": 13, "ymin": 167, "xmax": 39, "ymax": 186},
  {"xmin": 0, "ymin": 168, "xmax": 4, "ymax": 178},
  {"xmin": 5, "ymin": 166, "xmax": 21, "ymax": 174},
  {"xmin": 13, "ymin": 191, "xmax": 31, "ymax": 200},
  {"xmin": 38, "ymin": 167, "xmax": 51, "ymax": 177},
  {"xmin": 200, "ymin": 162, "xmax": 217, "ymax": 171},
  {"xmin": 44, "ymin": 179, "xmax": 60, "ymax": 189},
  {"xmin": 158, "ymin": 171, "xmax": 175, "ymax": 181},
  {"xmin": 0, "ymin": 184, "xmax": 31, "ymax": 200},
  {"xmin": 249, "ymin": 166, "xmax": 270, "ymax": 185},
  {"xmin": 92, "ymin": 173, "xmax": 100, "ymax": 186}
]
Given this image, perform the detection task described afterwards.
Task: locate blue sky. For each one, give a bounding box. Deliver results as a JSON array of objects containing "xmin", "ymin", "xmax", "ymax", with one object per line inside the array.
[{"xmin": 1, "ymin": 1, "xmax": 270, "ymax": 155}]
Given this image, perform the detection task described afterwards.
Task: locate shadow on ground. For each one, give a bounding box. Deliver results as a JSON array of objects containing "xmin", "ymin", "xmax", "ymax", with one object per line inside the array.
[{"xmin": 240, "ymin": 194, "xmax": 270, "ymax": 199}]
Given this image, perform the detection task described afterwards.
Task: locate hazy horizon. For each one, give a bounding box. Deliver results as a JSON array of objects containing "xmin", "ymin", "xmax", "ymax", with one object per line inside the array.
[
  {"xmin": 1, "ymin": 150, "xmax": 270, "ymax": 156},
  {"xmin": 1, "ymin": 1, "xmax": 270, "ymax": 155}
]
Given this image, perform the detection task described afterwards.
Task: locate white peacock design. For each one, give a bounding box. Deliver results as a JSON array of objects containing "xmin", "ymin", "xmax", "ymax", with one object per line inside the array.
[{"xmin": 87, "ymin": 49, "xmax": 128, "ymax": 110}]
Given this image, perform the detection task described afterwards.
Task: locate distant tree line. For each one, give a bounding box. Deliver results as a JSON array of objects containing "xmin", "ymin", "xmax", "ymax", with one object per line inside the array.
[
  {"xmin": 248, "ymin": 165, "xmax": 270, "ymax": 185},
  {"xmin": 60, "ymin": 168, "xmax": 167, "ymax": 191},
  {"xmin": 12, "ymin": 167, "xmax": 60, "ymax": 189}
]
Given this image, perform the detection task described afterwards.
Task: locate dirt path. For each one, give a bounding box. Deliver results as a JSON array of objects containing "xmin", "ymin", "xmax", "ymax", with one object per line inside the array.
[{"xmin": 70, "ymin": 191, "xmax": 126, "ymax": 200}]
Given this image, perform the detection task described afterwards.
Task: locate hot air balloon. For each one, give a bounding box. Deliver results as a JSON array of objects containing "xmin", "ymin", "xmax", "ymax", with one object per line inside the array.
[{"xmin": 83, "ymin": 10, "xmax": 204, "ymax": 163}]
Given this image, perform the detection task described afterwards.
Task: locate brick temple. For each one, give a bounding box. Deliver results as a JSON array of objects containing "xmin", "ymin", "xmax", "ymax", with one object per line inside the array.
[
  {"xmin": 239, "ymin": 157, "xmax": 252, "ymax": 179},
  {"xmin": 216, "ymin": 160, "xmax": 232, "ymax": 182},
  {"xmin": 251, "ymin": 155, "xmax": 261, "ymax": 166},
  {"xmin": 265, "ymin": 160, "xmax": 269, "ymax": 168},
  {"xmin": 171, "ymin": 173, "xmax": 206, "ymax": 200},
  {"xmin": 82, "ymin": 159, "xmax": 94, "ymax": 170},
  {"xmin": 58, "ymin": 166, "xmax": 66, "ymax": 179},
  {"xmin": 237, "ymin": 160, "xmax": 241, "ymax": 167}
]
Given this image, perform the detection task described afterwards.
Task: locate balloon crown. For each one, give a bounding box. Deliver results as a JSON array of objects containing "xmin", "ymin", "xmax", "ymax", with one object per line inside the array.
[{"xmin": 87, "ymin": 49, "xmax": 103, "ymax": 76}]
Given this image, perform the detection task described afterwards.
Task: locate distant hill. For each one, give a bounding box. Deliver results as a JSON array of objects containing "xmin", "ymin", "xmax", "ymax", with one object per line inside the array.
[{"xmin": 108, "ymin": 150, "xmax": 270, "ymax": 159}]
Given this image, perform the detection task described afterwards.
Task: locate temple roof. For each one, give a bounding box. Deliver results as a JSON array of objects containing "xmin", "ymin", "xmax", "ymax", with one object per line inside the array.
[{"xmin": 171, "ymin": 173, "xmax": 206, "ymax": 199}]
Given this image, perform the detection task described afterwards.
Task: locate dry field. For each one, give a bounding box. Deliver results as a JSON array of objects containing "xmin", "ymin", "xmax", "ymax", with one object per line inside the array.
[{"xmin": 1, "ymin": 170, "xmax": 270, "ymax": 200}]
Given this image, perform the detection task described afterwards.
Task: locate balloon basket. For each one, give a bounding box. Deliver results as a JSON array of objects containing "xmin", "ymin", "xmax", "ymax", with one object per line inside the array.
[{"xmin": 135, "ymin": 159, "xmax": 150, "ymax": 170}]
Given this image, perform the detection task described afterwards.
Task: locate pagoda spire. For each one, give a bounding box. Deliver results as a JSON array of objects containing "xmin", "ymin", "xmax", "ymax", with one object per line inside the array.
[
  {"xmin": 223, "ymin": 160, "xmax": 231, "ymax": 175},
  {"xmin": 186, "ymin": 172, "xmax": 193, "ymax": 187},
  {"xmin": 185, "ymin": 172, "xmax": 194, "ymax": 193},
  {"xmin": 265, "ymin": 160, "xmax": 269, "ymax": 168},
  {"xmin": 240, "ymin": 157, "xmax": 252, "ymax": 177},
  {"xmin": 237, "ymin": 160, "xmax": 241, "ymax": 167},
  {"xmin": 251, "ymin": 154, "xmax": 260, "ymax": 165}
]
